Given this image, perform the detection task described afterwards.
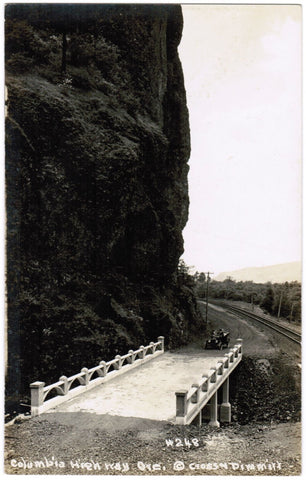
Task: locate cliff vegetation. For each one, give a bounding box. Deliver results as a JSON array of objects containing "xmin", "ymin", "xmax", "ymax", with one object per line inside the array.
[{"xmin": 5, "ymin": 4, "xmax": 202, "ymax": 409}]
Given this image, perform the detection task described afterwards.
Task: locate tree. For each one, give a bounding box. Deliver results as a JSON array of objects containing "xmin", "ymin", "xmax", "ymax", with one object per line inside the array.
[
  {"xmin": 177, "ymin": 260, "xmax": 195, "ymax": 289},
  {"xmin": 261, "ymin": 284, "xmax": 274, "ymax": 314},
  {"xmin": 223, "ymin": 276, "xmax": 236, "ymax": 299},
  {"xmin": 193, "ymin": 271, "xmax": 206, "ymax": 297},
  {"xmin": 286, "ymin": 282, "xmax": 301, "ymax": 322}
]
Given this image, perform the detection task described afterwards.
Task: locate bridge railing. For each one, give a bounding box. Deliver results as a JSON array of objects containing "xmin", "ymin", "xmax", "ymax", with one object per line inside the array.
[
  {"xmin": 175, "ymin": 340, "xmax": 242, "ymax": 425},
  {"xmin": 30, "ymin": 336, "xmax": 165, "ymax": 416}
]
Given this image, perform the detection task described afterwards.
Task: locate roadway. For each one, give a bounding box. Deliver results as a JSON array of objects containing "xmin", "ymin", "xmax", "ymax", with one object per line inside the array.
[
  {"xmin": 47, "ymin": 348, "xmax": 228, "ymax": 422},
  {"xmin": 202, "ymin": 301, "xmax": 276, "ymax": 357},
  {"xmin": 203, "ymin": 301, "xmax": 300, "ymax": 361}
]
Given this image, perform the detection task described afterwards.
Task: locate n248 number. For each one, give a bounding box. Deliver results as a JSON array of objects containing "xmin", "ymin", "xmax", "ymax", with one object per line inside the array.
[{"xmin": 165, "ymin": 438, "xmax": 200, "ymax": 448}]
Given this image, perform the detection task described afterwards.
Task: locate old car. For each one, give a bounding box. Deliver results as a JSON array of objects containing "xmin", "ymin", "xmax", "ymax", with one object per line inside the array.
[{"xmin": 205, "ymin": 329, "xmax": 230, "ymax": 350}]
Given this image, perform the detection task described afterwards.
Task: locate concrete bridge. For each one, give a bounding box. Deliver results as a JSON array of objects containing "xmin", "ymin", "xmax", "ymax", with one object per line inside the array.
[{"xmin": 30, "ymin": 336, "xmax": 242, "ymax": 427}]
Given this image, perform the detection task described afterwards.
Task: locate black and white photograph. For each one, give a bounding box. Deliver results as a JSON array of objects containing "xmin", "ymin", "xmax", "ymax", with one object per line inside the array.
[{"xmin": 3, "ymin": 1, "xmax": 302, "ymax": 476}]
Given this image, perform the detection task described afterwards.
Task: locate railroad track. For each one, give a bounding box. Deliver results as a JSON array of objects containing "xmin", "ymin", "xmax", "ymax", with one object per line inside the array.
[{"xmin": 218, "ymin": 302, "xmax": 301, "ymax": 346}]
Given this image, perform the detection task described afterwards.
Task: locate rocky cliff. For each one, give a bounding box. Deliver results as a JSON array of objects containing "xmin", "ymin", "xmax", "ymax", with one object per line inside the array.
[{"xmin": 5, "ymin": 4, "xmax": 202, "ymax": 406}]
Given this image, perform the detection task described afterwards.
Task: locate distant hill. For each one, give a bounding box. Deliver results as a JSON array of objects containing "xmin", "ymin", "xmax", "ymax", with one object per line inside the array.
[{"xmin": 215, "ymin": 261, "xmax": 302, "ymax": 284}]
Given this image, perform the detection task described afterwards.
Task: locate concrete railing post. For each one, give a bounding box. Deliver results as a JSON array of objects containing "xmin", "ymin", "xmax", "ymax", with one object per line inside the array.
[
  {"xmin": 30, "ymin": 381, "xmax": 45, "ymax": 416},
  {"xmin": 59, "ymin": 376, "xmax": 68, "ymax": 395},
  {"xmin": 158, "ymin": 336, "xmax": 165, "ymax": 351},
  {"xmin": 81, "ymin": 368, "xmax": 89, "ymax": 385},
  {"xmin": 176, "ymin": 390, "xmax": 188, "ymax": 417}
]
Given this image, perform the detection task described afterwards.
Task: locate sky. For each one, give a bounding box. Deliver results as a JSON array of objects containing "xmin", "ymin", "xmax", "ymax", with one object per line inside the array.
[{"xmin": 178, "ymin": 4, "xmax": 302, "ymax": 276}]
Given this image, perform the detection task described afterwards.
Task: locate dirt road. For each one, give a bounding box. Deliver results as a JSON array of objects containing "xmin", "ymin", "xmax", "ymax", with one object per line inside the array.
[
  {"xmin": 203, "ymin": 301, "xmax": 301, "ymax": 361},
  {"xmin": 202, "ymin": 301, "xmax": 277, "ymax": 357}
]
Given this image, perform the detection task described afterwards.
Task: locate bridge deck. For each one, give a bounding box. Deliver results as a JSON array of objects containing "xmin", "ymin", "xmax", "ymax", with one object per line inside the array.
[{"xmin": 47, "ymin": 349, "xmax": 228, "ymax": 422}]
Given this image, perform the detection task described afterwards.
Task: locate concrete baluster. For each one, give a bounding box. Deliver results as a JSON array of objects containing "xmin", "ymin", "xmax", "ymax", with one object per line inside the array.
[
  {"xmin": 149, "ymin": 341, "xmax": 156, "ymax": 354},
  {"xmin": 127, "ymin": 350, "xmax": 134, "ymax": 364},
  {"xmin": 217, "ymin": 361, "xmax": 224, "ymax": 375},
  {"xmin": 99, "ymin": 360, "xmax": 107, "ymax": 376},
  {"xmin": 158, "ymin": 336, "xmax": 165, "ymax": 352},
  {"xmin": 191, "ymin": 384, "xmax": 200, "ymax": 404},
  {"xmin": 208, "ymin": 392, "xmax": 220, "ymax": 427},
  {"xmin": 30, "ymin": 381, "xmax": 45, "ymax": 416},
  {"xmin": 81, "ymin": 367, "xmax": 89, "ymax": 385},
  {"xmin": 176, "ymin": 390, "xmax": 188, "ymax": 418},
  {"xmin": 236, "ymin": 338, "xmax": 243, "ymax": 354},
  {"xmin": 224, "ymin": 354, "xmax": 230, "ymax": 368},
  {"xmin": 220, "ymin": 377, "xmax": 231, "ymax": 422},
  {"xmin": 59, "ymin": 376, "xmax": 68, "ymax": 395},
  {"xmin": 114, "ymin": 355, "xmax": 122, "ymax": 370},
  {"xmin": 139, "ymin": 346, "xmax": 145, "ymax": 359},
  {"xmin": 201, "ymin": 375, "xmax": 209, "ymax": 392},
  {"xmin": 229, "ymin": 350, "xmax": 235, "ymax": 362},
  {"xmin": 210, "ymin": 368, "xmax": 217, "ymax": 383}
]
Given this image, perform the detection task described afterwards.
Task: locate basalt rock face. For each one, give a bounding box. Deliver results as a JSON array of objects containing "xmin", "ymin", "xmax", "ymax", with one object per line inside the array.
[{"xmin": 5, "ymin": 4, "xmax": 201, "ymax": 403}]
